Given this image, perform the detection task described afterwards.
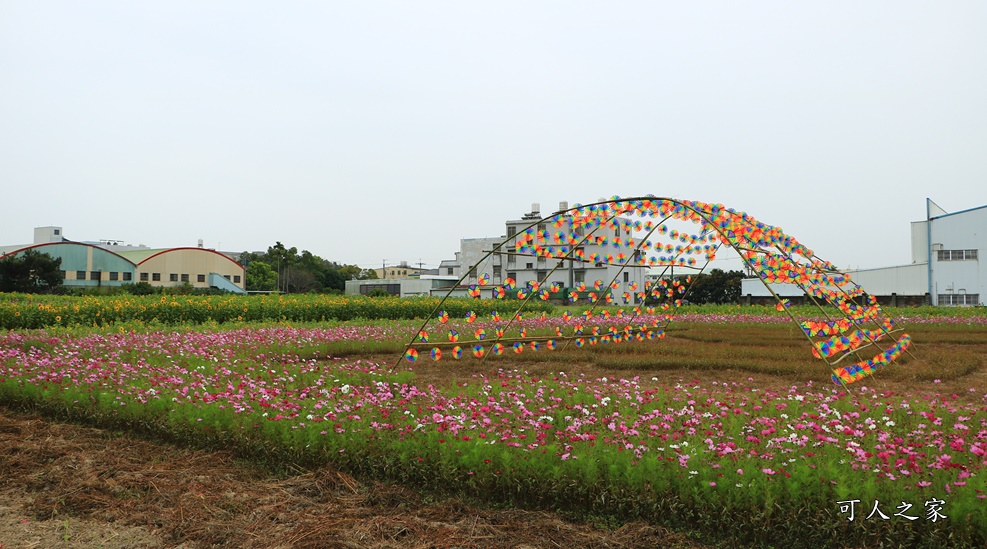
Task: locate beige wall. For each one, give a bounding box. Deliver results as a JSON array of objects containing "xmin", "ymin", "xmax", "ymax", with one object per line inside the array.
[
  {"xmin": 136, "ymin": 249, "xmax": 245, "ymax": 289},
  {"xmin": 374, "ymin": 266, "xmax": 423, "ymax": 279}
]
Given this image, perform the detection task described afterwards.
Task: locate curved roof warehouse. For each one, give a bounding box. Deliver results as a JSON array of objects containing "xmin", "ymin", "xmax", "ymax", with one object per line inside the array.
[{"xmin": 0, "ymin": 227, "xmax": 245, "ymax": 293}]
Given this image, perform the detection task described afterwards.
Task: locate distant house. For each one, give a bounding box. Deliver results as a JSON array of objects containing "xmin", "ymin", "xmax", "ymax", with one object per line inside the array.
[{"xmin": 373, "ymin": 261, "xmax": 426, "ymax": 279}]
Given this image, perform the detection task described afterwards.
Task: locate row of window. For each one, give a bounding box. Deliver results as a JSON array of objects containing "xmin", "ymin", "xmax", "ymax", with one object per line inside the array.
[
  {"xmin": 63, "ymin": 271, "xmax": 240, "ymax": 284},
  {"xmin": 359, "ymin": 283, "xmax": 401, "ymax": 296},
  {"xmin": 938, "ymin": 294, "xmax": 980, "ymax": 306},
  {"xmin": 507, "ymin": 224, "xmax": 614, "ymax": 239},
  {"xmin": 137, "ymin": 273, "xmax": 242, "ymax": 284},
  {"xmin": 937, "ymin": 249, "xmax": 978, "ymax": 261},
  {"xmin": 68, "ymin": 271, "xmax": 133, "ymax": 281}
]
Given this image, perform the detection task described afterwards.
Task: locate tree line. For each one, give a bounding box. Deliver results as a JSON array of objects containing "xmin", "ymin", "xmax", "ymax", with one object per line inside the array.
[{"xmin": 239, "ymin": 242, "xmax": 377, "ymax": 293}]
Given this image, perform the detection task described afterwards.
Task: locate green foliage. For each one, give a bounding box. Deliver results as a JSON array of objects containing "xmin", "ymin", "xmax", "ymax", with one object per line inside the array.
[
  {"xmin": 365, "ymin": 288, "xmax": 392, "ymax": 297},
  {"xmin": 648, "ymin": 269, "xmax": 745, "ymax": 305},
  {"xmin": 0, "ymin": 293, "xmax": 554, "ymax": 329},
  {"xmin": 0, "ymin": 249, "xmax": 64, "ymax": 293},
  {"xmin": 245, "ymin": 261, "xmax": 278, "ymax": 291},
  {"xmin": 121, "ymin": 281, "xmax": 159, "ymax": 295},
  {"xmin": 682, "ymin": 268, "xmax": 745, "ymax": 304},
  {"xmin": 240, "ymin": 242, "xmax": 374, "ymax": 293}
]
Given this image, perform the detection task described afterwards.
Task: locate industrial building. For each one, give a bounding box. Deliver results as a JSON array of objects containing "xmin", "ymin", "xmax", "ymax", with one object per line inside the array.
[
  {"xmin": 373, "ymin": 261, "xmax": 427, "ymax": 279},
  {"xmin": 740, "ymin": 199, "xmax": 984, "ymax": 306},
  {"xmin": 346, "ymin": 202, "xmax": 648, "ymax": 301},
  {"xmin": 1, "ymin": 226, "xmax": 246, "ymax": 293}
]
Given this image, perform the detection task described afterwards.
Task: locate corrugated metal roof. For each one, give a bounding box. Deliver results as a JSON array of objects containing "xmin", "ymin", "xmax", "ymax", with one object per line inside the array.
[{"xmin": 115, "ymin": 249, "xmax": 170, "ymax": 263}]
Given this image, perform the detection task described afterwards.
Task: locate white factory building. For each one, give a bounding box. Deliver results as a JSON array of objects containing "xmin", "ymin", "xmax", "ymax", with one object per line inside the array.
[
  {"xmin": 346, "ymin": 202, "xmax": 648, "ymax": 301},
  {"xmin": 741, "ymin": 199, "xmax": 984, "ymax": 306}
]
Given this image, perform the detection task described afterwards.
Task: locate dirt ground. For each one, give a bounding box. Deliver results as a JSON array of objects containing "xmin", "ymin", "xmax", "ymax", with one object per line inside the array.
[{"xmin": 0, "ymin": 406, "xmax": 707, "ymax": 549}]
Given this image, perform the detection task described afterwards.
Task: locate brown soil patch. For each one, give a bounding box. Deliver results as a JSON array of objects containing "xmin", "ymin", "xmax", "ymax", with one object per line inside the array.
[{"xmin": 0, "ymin": 407, "xmax": 704, "ymax": 549}]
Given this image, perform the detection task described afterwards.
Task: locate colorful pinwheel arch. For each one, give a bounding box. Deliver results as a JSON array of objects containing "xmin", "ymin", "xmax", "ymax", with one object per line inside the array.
[{"xmin": 401, "ymin": 196, "xmax": 911, "ymax": 386}]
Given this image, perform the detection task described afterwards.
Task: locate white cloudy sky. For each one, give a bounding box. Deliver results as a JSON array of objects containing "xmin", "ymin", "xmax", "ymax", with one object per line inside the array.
[{"xmin": 2, "ymin": 1, "xmax": 985, "ymax": 271}]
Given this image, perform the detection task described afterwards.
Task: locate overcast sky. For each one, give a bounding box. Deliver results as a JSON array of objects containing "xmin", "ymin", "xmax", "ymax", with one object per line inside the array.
[{"xmin": 2, "ymin": 1, "xmax": 985, "ymax": 271}]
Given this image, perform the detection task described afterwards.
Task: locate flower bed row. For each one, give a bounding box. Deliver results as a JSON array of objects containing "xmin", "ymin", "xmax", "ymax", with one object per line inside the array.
[{"xmin": 1, "ymin": 321, "xmax": 985, "ymax": 546}]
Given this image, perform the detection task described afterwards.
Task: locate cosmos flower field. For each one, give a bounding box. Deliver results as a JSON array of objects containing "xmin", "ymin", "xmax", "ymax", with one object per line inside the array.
[{"xmin": 1, "ymin": 297, "xmax": 986, "ymax": 547}]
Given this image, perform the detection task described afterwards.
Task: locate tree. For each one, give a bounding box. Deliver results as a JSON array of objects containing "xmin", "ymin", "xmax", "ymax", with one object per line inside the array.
[
  {"xmin": 645, "ymin": 269, "xmax": 746, "ymax": 305},
  {"xmin": 0, "ymin": 250, "xmax": 64, "ymax": 293},
  {"xmin": 240, "ymin": 242, "xmax": 376, "ymax": 293},
  {"xmin": 678, "ymin": 269, "xmax": 745, "ymax": 304},
  {"xmin": 245, "ymin": 261, "xmax": 278, "ymax": 291},
  {"xmin": 282, "ymin": 267, "xmax": 320, "ymax": 293}
]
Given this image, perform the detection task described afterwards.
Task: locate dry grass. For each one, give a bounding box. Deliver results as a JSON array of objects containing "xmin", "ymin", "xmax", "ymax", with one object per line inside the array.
[{"xmin": 0, "ymin": 408, "xmax": 706, "ymax": 548}]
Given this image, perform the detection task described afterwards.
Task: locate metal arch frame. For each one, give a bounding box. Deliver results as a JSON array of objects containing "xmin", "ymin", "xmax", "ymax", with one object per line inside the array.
[{"xmin": 397, "ymin": 195, "xmax": 913, "ymax": 386}]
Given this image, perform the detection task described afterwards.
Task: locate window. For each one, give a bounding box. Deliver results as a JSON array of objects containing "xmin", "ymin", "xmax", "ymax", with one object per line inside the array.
[
  {"xmin": 181, "ymin": 274, "xmax": 190, "ymax": 283},
  {"xmin": 939, "ymin": 294, "xmax": 980, "ymax": 306},
  {"xmin": 447, "ymin": 267, "xmax": 454, "ymax": 275},
  {"xmin": 109, "ymin": 272, "xmax": 119, "ymax": 281},
  {"xmin": 526, "ymin": 262, "xmax": 534, "ymax": 269},
  {"xmin": 537, "ymin": 270, "xmax": 547, "ymax": 281},
  {"xmin": 90, "ymin": 271, "xmax": 100, "ymax": 280},
  {"xmin": 60, "ymin": 270, "xmax": 66, "ymax": 280},
  {"xmin": 76, "ymin": 270, "xmax": 86, "ymax": 280},
  {"xmin": 123, "ymin": 272, "xmax": 132, "ymax": 281},
  {"xmin": 575, "ymin": 270, "xmax": 586, "ymax": 283},
  {"xmin": 507, "ymin": 226, "xmax": 516, "ymax": 238},
  {"xmin": 493, "ymin": 266, "xmax": 501, "ymax": 279},
  {"xmin": 937, "ymin": 249, "xmax": 978, "ymax": 261},
  {"xmin": 53, "ymin": 229, "xmax": 60, "ymax": 235},
  {"xmin": 233, "ymin": 275, "xmax": 241, "ymax": 283},
  {"xmin": 170, "ymin": 273, "xmax": 178, "ymax": 282},
  {"xmin": 359, "ymin": 283, "xmax": 401, "ymax": 296},
  {"xmin": 140, "ymin": 273, "xmax": 148, "ymax": 282},
  {"xmin": 468, "ymin": 267, "xmax": 477, "ymax": 278},
  {"xmin": 623, "ymin": 272, "xmax": 629, "ymax": 282},
  {"xmin": 507, "ymin": 272, "xmax": 517, "ymax": 281},
  {"xmin": 223, "ymin": 275, "xmax": 231, "ymax": 281},
  {"xmin": 197, "ymin": 274, "xmax": 206, "ymax": 283},
  {"xmin": 152, "ymin": 273, "xmax": 161, "ymax": 282}
]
